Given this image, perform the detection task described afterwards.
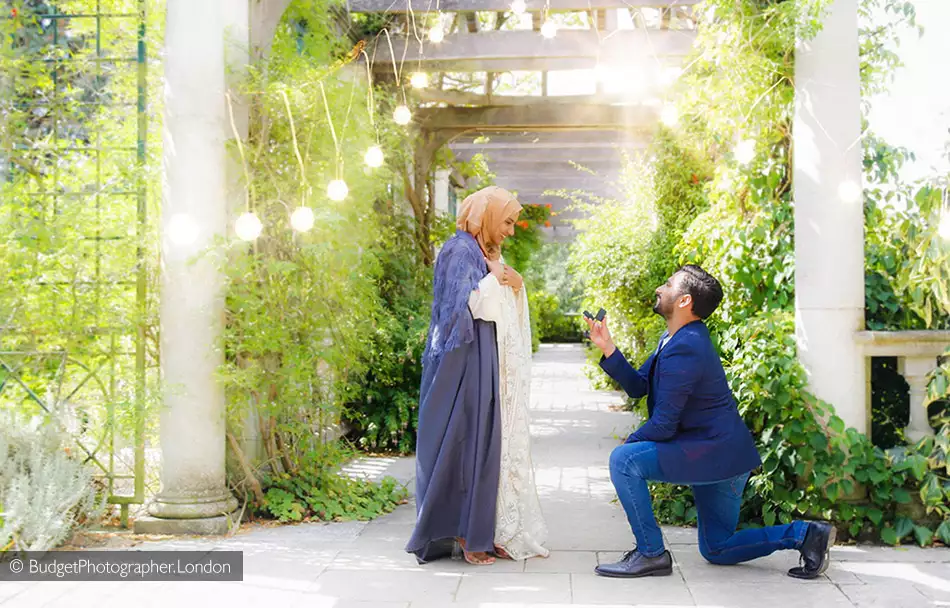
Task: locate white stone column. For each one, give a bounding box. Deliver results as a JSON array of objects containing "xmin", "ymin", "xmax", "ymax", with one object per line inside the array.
[
  {"xmin": 899, "ymin": 357, "xmax": 937, "ymax": 443},
  {"xmin": 135, "ymin": 0, "xmax": 237, "ymax": 535},
  {"xmin": 793, "ymin": 0, "xmax": 868, "ymax": 434}
]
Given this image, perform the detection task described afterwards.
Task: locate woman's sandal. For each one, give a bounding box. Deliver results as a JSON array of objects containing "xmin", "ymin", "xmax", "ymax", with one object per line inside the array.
[
  {"xmin": 493, "ymin": 545, "xmax": 514, "ymax": 560},
  {"xmin": 457, "ymin": 538, "xmax": 495, "ymax": 565}
]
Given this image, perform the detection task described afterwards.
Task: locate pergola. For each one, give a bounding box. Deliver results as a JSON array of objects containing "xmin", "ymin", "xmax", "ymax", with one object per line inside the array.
[{"xmin": 138, "ymin": 0, "xmax": 949, "ymax": 535}]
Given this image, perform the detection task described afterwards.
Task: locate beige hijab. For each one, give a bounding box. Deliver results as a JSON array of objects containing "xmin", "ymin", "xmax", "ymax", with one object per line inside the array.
[{"xmin": 456, "ymin": 186, "xmax": 522, "ymax": 261}]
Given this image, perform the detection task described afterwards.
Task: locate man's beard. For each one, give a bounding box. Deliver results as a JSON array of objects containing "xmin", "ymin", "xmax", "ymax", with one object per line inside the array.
[{"xmin": 652, "ymin": 296, "xmax": 671, "ymax": 319}]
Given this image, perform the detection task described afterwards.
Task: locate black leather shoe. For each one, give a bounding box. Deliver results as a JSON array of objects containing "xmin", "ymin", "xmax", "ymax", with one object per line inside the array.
[
  {"xmin": 788, "ymin": 521, "xmax": 836, "ymax": 580},
  {"xmin": 595, "ymin": 549, "xmax": 673, "ymax": 578}
]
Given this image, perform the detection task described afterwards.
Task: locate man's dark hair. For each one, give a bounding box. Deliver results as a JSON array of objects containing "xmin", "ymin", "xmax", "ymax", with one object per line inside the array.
[{"xmin": 676, "ymin": 265, "xmax": 724, "ymax": 319}]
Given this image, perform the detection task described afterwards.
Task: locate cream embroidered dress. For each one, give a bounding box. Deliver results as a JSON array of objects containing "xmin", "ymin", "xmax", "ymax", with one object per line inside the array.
[{"xmin": 468, "ymin": 271, "xmax": 549, "ymax": 560}]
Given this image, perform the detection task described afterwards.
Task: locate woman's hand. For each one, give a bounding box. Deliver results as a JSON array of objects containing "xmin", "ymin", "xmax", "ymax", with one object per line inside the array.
[
  {"xmin": 504, "ymin": 266, "xmax": 524, "ymax": 292},
  {"xmin": 486, "ymin": 258, "xmax": 505, "ymax": 282}
]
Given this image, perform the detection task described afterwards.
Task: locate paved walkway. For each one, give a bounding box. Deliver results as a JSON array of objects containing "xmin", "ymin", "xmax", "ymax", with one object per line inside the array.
[{"xmin": 3, "ymin": 344, "xmax": 949, "ymax": 607}]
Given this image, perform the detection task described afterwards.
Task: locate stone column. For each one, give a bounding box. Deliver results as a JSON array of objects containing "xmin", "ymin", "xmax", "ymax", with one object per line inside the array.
[
  {"xmin": 793, "ymin": 0, "xmax": 868, "ymax": 434},
  {"xmin": 899, "ymin": 357, "xmax": 937, "ymax": 443},
  {"xmin": 135, "ymin": 0, "xmax": 237, "ymax": 535}
]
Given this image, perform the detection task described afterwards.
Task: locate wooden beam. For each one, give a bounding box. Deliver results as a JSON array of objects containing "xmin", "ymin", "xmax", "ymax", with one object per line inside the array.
[
  {"xmin": 413, "ymin": 88, "xmax": 659, "ymax": 107},
  {"xmin": 368, "ymin": 29, "xmax": 696, "ymax": 72},
  {"xmin": 349, "ymin": 0, "xmax": 701, "ymax": 12},
  {"xmin": 418, "ymin": 103, "xmax": 657, "ymax": 131}
]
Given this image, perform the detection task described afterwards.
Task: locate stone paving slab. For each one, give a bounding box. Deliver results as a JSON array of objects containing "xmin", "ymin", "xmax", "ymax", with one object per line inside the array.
[{"xmin": 4, "ymin": 344, "xmax": 950, "ymax": 608}]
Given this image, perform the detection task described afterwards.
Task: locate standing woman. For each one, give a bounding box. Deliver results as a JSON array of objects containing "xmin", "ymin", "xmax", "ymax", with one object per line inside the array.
[{"xmin": 406, "ymin": 186, "xmax": 523, "ymax": 566}]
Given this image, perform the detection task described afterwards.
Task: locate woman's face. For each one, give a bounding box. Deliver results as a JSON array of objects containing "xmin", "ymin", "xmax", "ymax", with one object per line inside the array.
[{"xmin": 490, "ymin": 210, "xmax": 520, "ymax": 246}]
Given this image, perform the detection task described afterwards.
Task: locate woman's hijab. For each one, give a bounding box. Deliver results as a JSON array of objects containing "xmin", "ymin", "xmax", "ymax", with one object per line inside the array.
[{"xmin": 456, "ymin": 186, "xmax": 522, "ymax": 261}]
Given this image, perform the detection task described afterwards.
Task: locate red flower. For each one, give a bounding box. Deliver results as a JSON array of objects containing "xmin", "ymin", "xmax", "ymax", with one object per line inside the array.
[
  {"xmin": 545, "ymin": 203, "xmax": 552, "ymax": 209},
  {"xmin": 517, "ymin": 221, "xmax": 529, "ymax": 229},
  {"xmin": 544, "ymin": 221, "xmax": 551, "ymax": 227},
  {"xmin": 691, "ymin": 174, "xmax": 699, "ymax": 184},
  {"xmin": 11, "ymin": 7, "xmax": 18, "ymax": 17}
]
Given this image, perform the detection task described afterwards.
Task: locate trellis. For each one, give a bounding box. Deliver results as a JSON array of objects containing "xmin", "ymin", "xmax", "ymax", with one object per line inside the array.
[{"xmin": 0, "ymin": 0, "xmax": 151, "ymax": 526}]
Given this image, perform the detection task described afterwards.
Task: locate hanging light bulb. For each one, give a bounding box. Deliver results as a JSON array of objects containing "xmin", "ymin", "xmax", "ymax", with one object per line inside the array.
[
  {"xmin": 234, "ymin": 212, "xmax": 263, "ymax": 242},
  {"xmin": 410, "ymin": 72, "xmax": 429, "ymax": 89},
  {"xmin": 167, "ymin": 213, "xmax": 199, "ymax": 246},
  {"xmin": 510, "ymin": 0, "xmax": 527, "ymax": 15},
  {"xmin": 393, "ymin": 105, "xmax": 412, "ymax": 125},
  {"xmin": 291, "ymin": 207, "xmax": 315, "ymax": 232},
  {"xmin": 327, "ymin": 179, "xmax": 349, "ymax": 201},
  {"xmin": 660, "ymin": 105, "xmax": 679, "ymax": 127},
  {"xmin": 838, "ymin": 180, "xmax": 862, "ymax": 203},
  {"xmin": 364, "ymin": 145, "xmax": 384, "ymax": 168},
  {"xmin": 540, "ymin": 21, "xmax": 557, "ymax": 39},
  {"xmin": 734, "ymin": 139, "xmax": 756, "ymax": 165},
  {"xmin": 428, "ymin": 25, "xmax": 444, "ymax": 43},
  {"xmin": 661, "ymin": 66, "xmax": 682, "ymax": 86}
]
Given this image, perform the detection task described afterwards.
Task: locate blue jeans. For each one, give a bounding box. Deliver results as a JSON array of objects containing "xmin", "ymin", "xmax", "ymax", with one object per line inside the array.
[{"xmin": 608, "ymin": 441, "xmax": 809, "ymax": 562}]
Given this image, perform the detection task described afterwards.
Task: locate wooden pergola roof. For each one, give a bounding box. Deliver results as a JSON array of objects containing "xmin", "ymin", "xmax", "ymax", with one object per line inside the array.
[{"xmin": 349, "ymin": 0, "xmax": 697, "ymax": 235}]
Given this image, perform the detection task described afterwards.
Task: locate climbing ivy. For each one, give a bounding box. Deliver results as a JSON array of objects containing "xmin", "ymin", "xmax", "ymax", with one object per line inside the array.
[{"xmin": 573, "ymin": 0, "xmax": 950, "ymax": 545}]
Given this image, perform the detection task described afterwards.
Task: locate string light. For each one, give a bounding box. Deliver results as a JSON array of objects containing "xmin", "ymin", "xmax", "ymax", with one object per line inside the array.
[
  {"xmin": 428, "ymin": 25, "xmax": 444, "ymax": 43},
  {"xmin": 167, "ymin": 213, "xmax": 199, "ymax": 246},
  {"xmin": 393, "ymin": 105, "xmax": 412, "ymax": 125},
  {"xmin": 364, "ymin": 145, "xmax": 384, "ymax": 168},
  {"xmin": 660, "ymin": 105, "xmax": 679, "ymax": 127},
  {"xmin": 328, "ymin": 179, "xmax": 349, "ymax": 201},
  {"xmin": 838, "ymin": 180, "xmax": 862, "ymax": 203},
  {"xmin": 540, "ymin": 21, "xmax": 557, "ymax": 39},
  {"xmin": 734, "ymin": 140, "xmax": 756, "ymax": 165},
  {"xmin": 235, "ymin": 212, "xmax": 263, "ymax": 241},
  {"xmin": 410, "ymin": 72, "xmax": 429, "ymax": 89},
  {"xmin": 291, "ymin": 207, "xmax": 315, "ymax": 232}
]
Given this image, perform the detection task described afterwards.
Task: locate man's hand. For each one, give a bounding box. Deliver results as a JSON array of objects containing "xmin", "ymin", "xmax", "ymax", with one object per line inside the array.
[{"xmin": 584, "ymin": 315, "xmax": 616, "ymax": 359}]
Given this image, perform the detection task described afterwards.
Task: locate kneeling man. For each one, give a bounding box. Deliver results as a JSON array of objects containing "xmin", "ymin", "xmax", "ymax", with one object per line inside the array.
[{"xmin": 586, "ymin": 265, "xmax": 834, "ymax": 580}]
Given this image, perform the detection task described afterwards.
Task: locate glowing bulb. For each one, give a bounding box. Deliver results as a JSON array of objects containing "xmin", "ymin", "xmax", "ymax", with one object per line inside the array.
[
  {"xmin": 167, "ymin": 213, "xmax": 199, "ymax": 246},
  {"xmin": 327, "ymin": 179, "xmax": 349, "ymax": 201},
  {"xmin": 410, "ymin": 72, "xmax": 429, "ymax": 89},
  {"xmin": 364, "ymin": 145, "xmax": 384, "ymax": 168},
  {"xmin": 511, "ymin": 0, "xmax": 526, "ymax": 15},
  {"xmin": 428, "ymin": 26, "xmax": 444, "ymax": 43},
  {"xmin": 939, "ymin": 213, "xmax": 950, "ymax": 240},
  {"xmin": 393, "ymin": 105, "xmax": 412, "ymax": 125},
  {"xmin": 540, "ymin": 21, "xmax": 557, "ymax": 39},
  {"xmin": 290, "ymin": 207, "xmax": 315, "ymax": 232},
  {"xmin": 661, "ymin": 67, "xmax": 682, "ymax": 86},
  {"xmin": 234, "ymin": 212, "xmax": 262, "ymax": 242},
  {"xmin": 734, "ymin": 140, "xmax": 755, "ymax": 165},
  {"xmin": 838, "ymin": 180, "xmax": 862, "ymax": 203},
  {"xmin": 660, "ymin": 105, "xmax": 679, "ymax": 127}
]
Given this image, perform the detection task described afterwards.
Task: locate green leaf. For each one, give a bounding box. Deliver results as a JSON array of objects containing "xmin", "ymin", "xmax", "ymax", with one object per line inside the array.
[
  {"xmin": 913, "ymin": 526, "xmax": 933, "ymax": 547},
  {"xmin": 867, "ymin": 508, "xmax": 884, "ymax": 526},
  {"xmin": 893, "ymin": 488, "xmax": 912, "ymax": 504},
  {"xmin": 881, "ymin": 527, "xmax": 899, "ymax": 546},
  {"xmin": 894, "ymin": 517, "xmax": 914, "ymax": 540},
  {"xmin": 936, "ymin": 520, "xmax": 950, "ymax": 545}
]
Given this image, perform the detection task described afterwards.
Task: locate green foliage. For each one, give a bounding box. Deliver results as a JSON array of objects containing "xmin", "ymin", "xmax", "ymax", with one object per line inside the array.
[
  {"xmin": 221, "ymin": 3, "xmax": 421, "ymax": 514},
  {"xmin": 572, "ymin": 0, "xmax": 950, "ymax": 545},
  {"xmin": 257, "ymin": 446, "xmax": 407, "ymax": 523}
]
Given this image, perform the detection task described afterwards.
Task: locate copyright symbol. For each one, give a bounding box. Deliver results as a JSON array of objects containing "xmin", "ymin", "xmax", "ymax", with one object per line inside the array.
[{"xmin": 9, "ymin": 559, "xmax": 22, "ymax": 574}]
